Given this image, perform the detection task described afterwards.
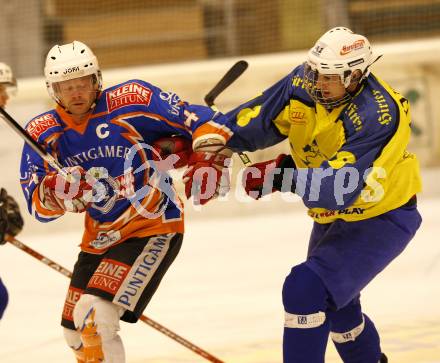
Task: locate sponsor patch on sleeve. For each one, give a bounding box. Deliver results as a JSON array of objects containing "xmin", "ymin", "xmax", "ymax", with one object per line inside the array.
[
  {"xmin": 26, "ymin": 113, "xmax": 59, "ymax": 141},
  {"xmin": 106, "ymin": 82, "xmax": 153, "ymax": 112}
]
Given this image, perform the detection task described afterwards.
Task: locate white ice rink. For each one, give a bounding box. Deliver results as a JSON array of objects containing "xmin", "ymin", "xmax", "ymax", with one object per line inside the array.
[
  {"xmin": 0, "ymin": 37, "xmax": 439, "ymax": 362},
  {"xmin": 0, "ymin": 174, "xmax": 439, "ymax": 363}
]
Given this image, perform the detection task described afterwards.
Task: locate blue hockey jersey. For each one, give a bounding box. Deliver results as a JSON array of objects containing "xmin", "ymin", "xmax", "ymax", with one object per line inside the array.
[
  {"xmin": 224, "ymin": 63, "xmax": 422, "ymax": 223},
  {"xmin": 20, "ymin": 79, "xmax": 232, "ymax": 253}
]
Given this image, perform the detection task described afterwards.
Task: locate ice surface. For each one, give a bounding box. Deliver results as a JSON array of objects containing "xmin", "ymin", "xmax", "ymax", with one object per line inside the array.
[{"xmin": 0, "ymin": 194, "xmax": 438, "ymax": 362}]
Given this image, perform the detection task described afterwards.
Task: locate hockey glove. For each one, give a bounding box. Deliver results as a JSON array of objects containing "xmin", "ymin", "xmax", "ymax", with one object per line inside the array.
[
  {"xmin": 38, "ymin": 166, "xmax": 94, "ymax": 213},
  {"xmin": 183, "ymin": 143, "xmax": 232, "ymax": 205},
  {"xmin": 243, "ymin": 154, "xmax": 296, "ymax": 200},
  {"xmin": 152, "ymin": 136, "xmax": 192, "ymax": 170},
  {"xmin": 0, "ymin": 188, "xmax": 24, "ymax": 244}
]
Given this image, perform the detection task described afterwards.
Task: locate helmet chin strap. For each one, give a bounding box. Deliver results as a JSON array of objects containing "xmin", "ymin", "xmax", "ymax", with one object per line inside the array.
[
  {"xmin": 364, "ymin": 54, "xmax": 383, "ymax": 76},
  {"xmin": 348, "ymin": 54, "xmax": 383, "ymax": 88}
]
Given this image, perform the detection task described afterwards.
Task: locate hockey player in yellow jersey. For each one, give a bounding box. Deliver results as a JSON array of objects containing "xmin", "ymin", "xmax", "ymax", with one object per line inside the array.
[{"xmin": 186, "ymin": 27, "xmax": 422, "ymax": 363}]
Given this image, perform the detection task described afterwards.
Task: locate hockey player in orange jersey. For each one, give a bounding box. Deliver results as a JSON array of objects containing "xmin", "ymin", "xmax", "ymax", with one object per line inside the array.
[{"xmin": 19, "ymin": 41, "xmax": 232, "ymax": 362}]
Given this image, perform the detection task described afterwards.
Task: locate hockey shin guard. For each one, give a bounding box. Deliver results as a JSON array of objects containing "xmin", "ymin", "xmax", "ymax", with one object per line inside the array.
[
  {"xmin": 282, "ymin": 264, "xmax": 330, "ymax": 363},
  {"xmin": 329, "ymin": 303, "xmax": 381, "ymax": 363},
  {"xmin": 64, "ymin": 327, "xmax": 85, "ymax": 362},
  {"xmin": 81, "ymin": 308, "xmax": 105, "ymax": 362},
  {"xmin": 74, "ymin": 294, "xmax": 125, "ymax": 363}
]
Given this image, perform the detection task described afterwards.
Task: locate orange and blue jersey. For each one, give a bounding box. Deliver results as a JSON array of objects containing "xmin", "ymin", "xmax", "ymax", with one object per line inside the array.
[{"xmin": 20, "ymin": 79, "xmax": 232, "ymax": 253}]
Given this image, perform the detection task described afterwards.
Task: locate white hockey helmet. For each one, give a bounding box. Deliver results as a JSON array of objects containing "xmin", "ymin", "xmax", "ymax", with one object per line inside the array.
[
  {"xmin": 44, "ymin": 41, "xmax": 102, "ymax": 103},
  {"xmin": 304, "ymin": 27, "xmax": 375, "ymax": 108}
]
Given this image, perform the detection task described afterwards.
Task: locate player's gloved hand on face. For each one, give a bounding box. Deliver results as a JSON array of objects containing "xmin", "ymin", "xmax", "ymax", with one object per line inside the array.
[
  {"xmin": 38, "ymin": 166, "xmax": 95, "ymax": 213},
  {"xmin": 0, "ymin": 188, "xmax": 24, "ymax": 244},
  {"xmin": 152, "ymin": 136, "xmax": 192, "ymax": 170},
  {"xmin": 183, "ymin": 142, "xmax": 232, "ymax": 205},
  {"xmin": 243, "ymin": 154, "xmax": 296, "ymax": 200}
]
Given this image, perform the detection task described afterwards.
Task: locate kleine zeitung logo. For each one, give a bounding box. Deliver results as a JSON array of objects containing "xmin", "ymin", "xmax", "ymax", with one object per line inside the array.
[
  {"xmin": 106, "ymin": 82, "xmax": 152, "ymax": 112},
  {"xmin": 26, "ymin": 113, "xmax": 59, "ymax": 140}
]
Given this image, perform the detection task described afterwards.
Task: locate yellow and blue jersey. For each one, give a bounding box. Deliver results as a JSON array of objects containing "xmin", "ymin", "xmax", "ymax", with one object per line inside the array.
[
  {"xmin": 225, "ymin": 63, "xmax": 422, "ymax": 223},
  {"xmin": 20, "ymin": 79, "xmax": 232, "ymax": 253}
]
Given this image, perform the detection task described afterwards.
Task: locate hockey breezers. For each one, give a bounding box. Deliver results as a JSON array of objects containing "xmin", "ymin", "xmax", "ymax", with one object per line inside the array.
[{"xmin": 6, "ymin": 236, "xmax": 224, "ymax": 363}]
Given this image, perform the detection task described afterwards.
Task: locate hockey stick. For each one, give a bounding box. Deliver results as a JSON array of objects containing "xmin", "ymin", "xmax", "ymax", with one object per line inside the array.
[
  {"xmin": 204, "ymin": 61, "xmax": 252, "ymax": 166},
  {"xmin": 6, "ymin": 236, "xmax": 224, "ymax": 363},
  {"xmin": 204, "ymin": 60, "xmax": 248, "ymax": 107},
  {"xmin": 0, "ymin": 107, "xmax": 67, "ymax": 177}
]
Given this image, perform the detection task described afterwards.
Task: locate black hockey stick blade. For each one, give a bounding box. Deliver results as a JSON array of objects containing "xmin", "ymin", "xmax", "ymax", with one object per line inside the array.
[{"xmin": 204, "ymin": 60, "xmax": 248, "ymax": 107}]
